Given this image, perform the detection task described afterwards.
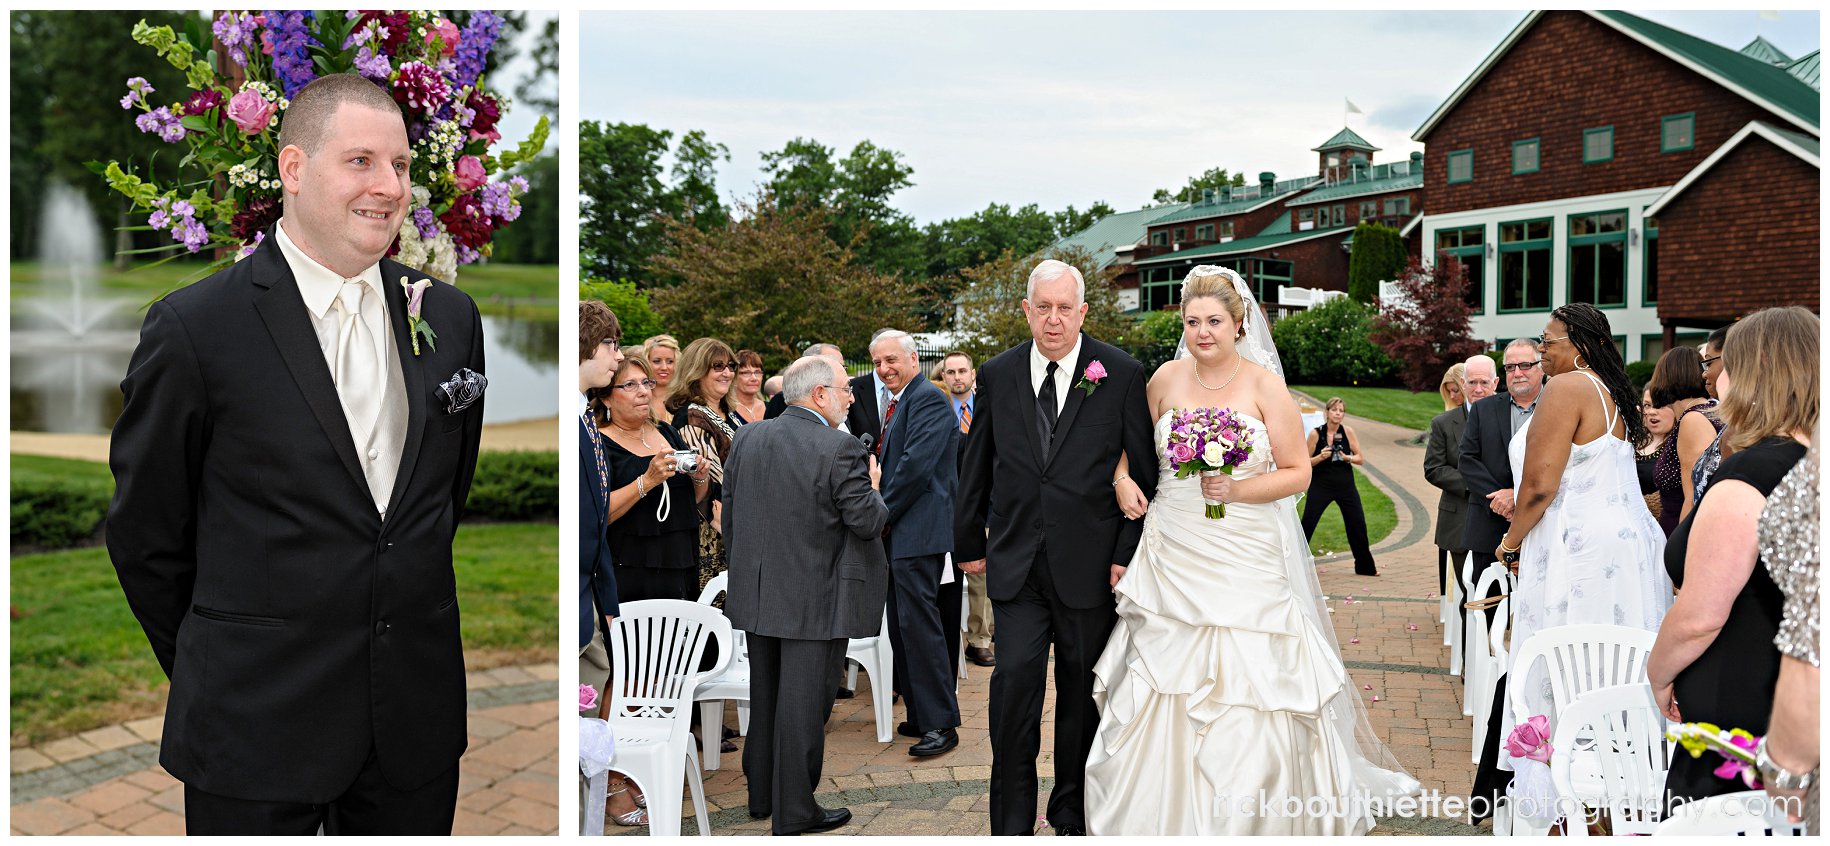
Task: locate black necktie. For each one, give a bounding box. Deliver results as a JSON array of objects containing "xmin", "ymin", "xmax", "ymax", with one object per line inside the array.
[{"xmin": 1037, "ymin": 360, "xmax": 1059, "ymax": 453}]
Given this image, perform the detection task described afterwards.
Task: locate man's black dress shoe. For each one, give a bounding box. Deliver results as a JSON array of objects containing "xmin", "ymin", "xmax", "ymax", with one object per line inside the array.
[
  {"xmin": 835, "ymin": 687, "xmax": 854, "ymax": 700},
  {"xmin": 897, "ymin": 720, "xmax": 922, "ymax": 739},
  {"xmin": 909, "ymin": 727, "xmax": 958, "ymax": 757},
  {"xmin": 750, "ymin": 810, "xmax": 770, "ymax": 820},
  {"xmin": 965, "ymin": 646, "xmax": 996, "ymax": 667},
  {"xmin": 775, "ymin": 806, "xmax": 851, "ymax": 835},
  {"xmin": 1053, "ymin": 823, "xmax": 1085, "ymax": 835}
]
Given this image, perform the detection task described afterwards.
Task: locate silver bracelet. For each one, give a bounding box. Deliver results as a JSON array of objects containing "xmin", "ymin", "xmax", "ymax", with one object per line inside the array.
[
  {"xmin": 1112, "ymin": 474, "xmax": 1130, "ymax": 487},
  {"xmin": 636, "ymin": 476, "xmax": 648, "ymax": 498}
]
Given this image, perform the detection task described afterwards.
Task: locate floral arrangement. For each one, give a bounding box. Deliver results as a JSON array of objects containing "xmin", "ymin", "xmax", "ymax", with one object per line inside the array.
[
  {"xmin": 1164, "ymin": 406, "xmax": 1255, "ymax": 518},
  {"xmin": 1669, "ymin": 722, "xmax": 1762, "ymax": 789},
  {"xmin": 94, "ymin": 10, "xmax": 548, "ymax": 285}
]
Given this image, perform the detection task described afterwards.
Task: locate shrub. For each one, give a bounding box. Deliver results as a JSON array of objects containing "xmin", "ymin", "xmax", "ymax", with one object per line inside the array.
[
  {"xmin": 580, "ymin": 277, "xmax": 666, "ymax": 342},
  {"xmin": 1347, "ymin": 222, "xmax": 1406, "ymax": 303},
  {"xmin": 1271, "ymin": 297, "xmax": 1399, "ymax": 386},
  {"xmin": 1368, "ymin": 259, "xmax": 1489, "ymax": 392},
  {"xmin": 465, "ymin": 451, "xmax": 559, "ymax": 521},
  {"xmin": 1123, "ymin": 308, "xmax": 1185, "ymax": 373},
  {"xmin": 10, "ymin": 456, "xmax": 114, "ymax": 550},
  {"xmin": 1625, "ymin": 359, "xmax": 1656, "ymax": 388}
]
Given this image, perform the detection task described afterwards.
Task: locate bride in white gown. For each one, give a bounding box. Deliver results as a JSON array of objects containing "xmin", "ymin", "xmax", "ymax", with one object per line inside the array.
[{"xmin": 1085, "ymin": 266, "xmax": 1419, "ymax": 835}]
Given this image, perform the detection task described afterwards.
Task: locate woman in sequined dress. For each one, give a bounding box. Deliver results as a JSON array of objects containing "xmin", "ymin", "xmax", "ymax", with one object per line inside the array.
[{"xmin": 1759, "ymin": 441, "xmax": 1818, "ymax": 832}]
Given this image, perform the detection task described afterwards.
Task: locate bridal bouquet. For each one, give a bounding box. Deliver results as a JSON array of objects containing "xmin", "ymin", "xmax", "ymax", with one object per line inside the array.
[
  {"xmin": 1165, "ymin": 407, "xmax": 1255, "ymax": 518},
  {"xmin": 1668, "ymin": 722, "xmax": 1762, "ymax": 788},
  {"xmin": 93, "ymin": 10, "xmax": 548, "ymax": 285}
]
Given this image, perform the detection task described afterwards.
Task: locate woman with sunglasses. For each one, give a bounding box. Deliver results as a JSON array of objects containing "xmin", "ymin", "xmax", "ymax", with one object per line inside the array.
[{"xmin": 663, "ymin": 337, "xmax": 743, "ymax": 597}]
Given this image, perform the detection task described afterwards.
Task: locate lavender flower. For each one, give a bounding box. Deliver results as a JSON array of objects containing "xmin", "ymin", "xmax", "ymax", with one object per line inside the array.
[
  {"xmin": 353, "ymin": 46, "xmax": 392, "ymax": 81},
  {"xmin": 212, "ymin": 11, "xmax": 259, "ymax": 67},
  {"xmin": 261, "ymin": 10, "xmax": 319, "ymax": 99},
  {"xmin": 509, "ymin": 175, "xmax": 529, "ymax": 194},
  {"xmin": 452, "ymin": 11, "xmax": 501, "ymax": 90},
  {"xmin": 479, "ymin": 181, "xmax": 519, "ymax": 221},
  {"xmin": 134, "ymin": 107, "xmax": 187, "ymax": 143},
  {"xmin": 150, "ymin": 196, "xmax": 209, "ymax": 253},
  {"xmin": 412, "ymin": 207, "xmax": 440, "ymax": 240},
  {"xmin": 455, "ymin": 243, "xmax": 482, "ymax": 265},
  {"xmin": 120, "ymin": 77, "xmax": 153, "ymax": 110},
  {"xmin": 236, "ymin": 230, "xmax": 266, "ymax": 261}
]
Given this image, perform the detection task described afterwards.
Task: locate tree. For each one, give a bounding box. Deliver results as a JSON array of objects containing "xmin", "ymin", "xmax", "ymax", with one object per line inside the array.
[
  {"xmin": 1151, "ymin": 167, "xmax": 1246, "ymax": 205},
  {"xmin": 922, "ymin": 203, "xmax": 1060, "ymax": 281},
  {"xmin": 1052, "ymin": 201, "xmax": 1115, "ymax": 239},
  {"xmin": 578, "ymin": 121, "xmax": 671, "ymax": 281},
  {"xmin": 1346, "ymin": 221, "xmax": 1406, "ymax": 303},
  {"xmin": 509, "ymin": 15, "xmax": 557, "ymax": 115},
  {"xmin": 580, "ymin": 276, "xmax": 666, "ymax": 343},
  {"xmin": 645, "ymin": 196, "xmax": 921, "ymax": 370},
  {"xmin": 1270, "ymin": 297, "xmax": 1399, "ymax": 386},
  {"xmin": 760, "ymin": 136, "xmax": 923, "ymax": 279},
  {"xmin": 488, "ymin": 149, "xmax": 557, "ymax": 264},
  {"xmin": 951, "ymin": 244, "xmax": 1143, "ymax": 364},
  {"xmin": 668, "ymin": 129, "xmax": 730, "ymax": 230},
  {"xmin": 1368, "ymin": 259, "xmax": 1489, "ymax": 393}
]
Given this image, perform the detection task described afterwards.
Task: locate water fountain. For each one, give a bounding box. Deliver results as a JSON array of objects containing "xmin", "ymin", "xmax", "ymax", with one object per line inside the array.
[{"xmin": 10, "ymin": 183, "xmax": 140, "ymax": 433}]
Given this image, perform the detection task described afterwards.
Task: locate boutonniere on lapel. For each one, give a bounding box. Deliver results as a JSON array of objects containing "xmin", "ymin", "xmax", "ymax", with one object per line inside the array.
[
  {"xmin": 1076, "ymin": 359, "xmax": 1108, "ymax": 396},
  {"xmin": 400, "ymin": 276, "xmax": 437, "ymax": 355}
]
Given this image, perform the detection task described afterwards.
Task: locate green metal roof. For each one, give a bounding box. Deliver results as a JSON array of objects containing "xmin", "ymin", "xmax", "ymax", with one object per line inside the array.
[
  {"xmin": 1591, "ymin": 11, "xmax": 1819, "ymax": 131},
  {"xmin": 1133, "ymin": 211, "xmax": 1353, "ymax": 266},
  {"xmin": 1143, "ymin": 178, "xmax": 1319, "ymax": 226},
  {"xmin": 1787, "ymin": 50, "xmax": 1820, "ymax": 90},
  {"xmin": 1312, "ymin": 127, "xmax": 1381, "ymax": 152},
  {"xmin": 1740, "ymin": 36, "xmax": 1791, "ymax": 66},
  {"xmin": 1049, "ymin": 203, "xmax": 1189, "ymax": 270},
  {"xmin": 1286, "ymin": 164, "xmax": 1422, "ymax": 206},
  {"xmin": 1766, "ymin": 124, "xmax": 1820, "ymax": 158}
]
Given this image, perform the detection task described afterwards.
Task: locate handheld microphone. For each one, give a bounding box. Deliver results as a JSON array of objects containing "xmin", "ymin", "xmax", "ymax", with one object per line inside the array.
[{"xmin": 859, "ymin": 433, "xmax": 875, "ymax": 452}]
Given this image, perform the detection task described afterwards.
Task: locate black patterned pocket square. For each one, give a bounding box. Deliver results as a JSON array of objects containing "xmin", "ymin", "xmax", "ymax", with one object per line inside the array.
[{"xmin": 437, "ymin": 368, "xmax": 487, "ymax": 414}]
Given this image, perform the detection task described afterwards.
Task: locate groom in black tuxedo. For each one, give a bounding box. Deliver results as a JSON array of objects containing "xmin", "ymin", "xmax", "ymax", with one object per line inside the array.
[
  {"xmin": 954, "ymin": 260, "xmax": 1156, "ymax": 835},
  {"xmin": 107, "ymin": 75, "xmax": 486, "ymax": 834}
]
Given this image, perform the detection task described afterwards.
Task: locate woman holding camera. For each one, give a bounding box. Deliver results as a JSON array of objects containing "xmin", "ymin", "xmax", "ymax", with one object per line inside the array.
[
  {"xmin": 593, "ymin": 354, "xmax": 710, "ymax": 606},
  {"xmin": 1301, "ymin": 397, "xmax": 1378, "ymax": 576}
]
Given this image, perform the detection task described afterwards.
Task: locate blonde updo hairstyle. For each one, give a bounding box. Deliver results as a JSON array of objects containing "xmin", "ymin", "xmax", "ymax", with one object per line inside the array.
[{"xmin": 1180, "ymin": 267, "xmax": 1249, "ymax": 341}]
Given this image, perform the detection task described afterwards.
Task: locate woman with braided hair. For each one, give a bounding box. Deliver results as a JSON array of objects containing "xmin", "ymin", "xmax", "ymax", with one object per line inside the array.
[{"xmin": 1491, "ymin": 303, "xmax": 1673, "ymax": 826}]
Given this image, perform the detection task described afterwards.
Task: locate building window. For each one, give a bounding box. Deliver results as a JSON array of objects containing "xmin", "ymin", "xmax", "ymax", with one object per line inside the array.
[
  {"xmin": 1512, "ymin": 138, "xmax": 1540, "ymax": 174},
  {"xmin": 1383, "ymin": 196, "xmax": 1411, "ymax": 217},
  {"xmin": 1661, "ymin": 113, "xmax": 1695, "ymax": 152},
  {"xmin": 1447, "ymin": 149, "xmax": 1474, "ymax": 184},
  {"xmin": 1196, "ymin": 223, "xmax": 1214, "ymax": 241},
  {"xmin": 1435, "ymin": 225, "xmax": 1486, "ymax": 314},
  {"xmin": 1297, "ymin": 208, "xmax": 1315, "ymax": 230},
  {"xmin": 1140, "ymin": 266, "xmax": 1182, "ymax": 311},
  {"xmin": 1255, "ymin": 258, "xmax": 1293, "ymax": 303},
  {"xmin": 1220, "ymin": 220, "xmax": 1235, "ymax": 240},
  {"xmin": 1359, "ymin": 200, "xmax": 1378, "ymax": 220},
  {"xmin": 1583, "ymin": 126, "xmax": 1614, "ymax": 163},
  {"xmin": 1643, "ymin": 216, "xmax": 1659, "ymax": 305},
  {"xmin": 1568, "ymin": 210, "xmax": 1628, "ymax": 308},
  {"xmin": 1498, "ymin": 218, "xmax": 1553, "ymax": 312},
  {"xmin": 1150, "ymin": 231, "xmax": 1168, "ymax": 247},
  {"xmin": 1331, "ymin": 204, "xmax": 1345, "ymax": 227},
  {"xmin": 1173, "ymin": 227, "xmax": 1187, "ymax": 242}
]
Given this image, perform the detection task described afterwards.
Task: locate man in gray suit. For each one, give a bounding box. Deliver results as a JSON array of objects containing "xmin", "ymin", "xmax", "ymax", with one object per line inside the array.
[
  {"xmin": 723, "ymin": 356, "xmax": 887, "ymax": 835},
  {"xmin": 1424, "ymin": 360, "xmax": 1483, "ymax": 603}
]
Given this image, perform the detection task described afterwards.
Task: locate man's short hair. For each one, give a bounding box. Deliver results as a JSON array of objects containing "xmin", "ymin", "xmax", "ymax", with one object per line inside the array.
[
  {"xmin": 872, "ymin": 329, "xmax": 918, "ymax": 358},
  {"xmin": 276, "ymin": 73, "xmax": 402, "ymax": 156},
  {"xmin": 579, "ymin": 301, "xmax": 620, "ymax": 363},
  {"xmin": 1503, "ymin": 338, "xmax": 1540, "ymax": 358},
  {"xmin": 1027, "ymin": 259, "xmax": 1086, "ymax": 304},
  {"xmin": 802, "ymin": 342, "xmax": 840, "ymax": 358},
  {"xmin": 782, "ymin": 356, "xmax": 835, "ymax": 404},
  {"xmin": 942, "ymin": 351, "xmax": 973, "ymax": 368},
  {"xmin": 1463, "ymin": 354, "xmax": 1496, "ymax": 376}
]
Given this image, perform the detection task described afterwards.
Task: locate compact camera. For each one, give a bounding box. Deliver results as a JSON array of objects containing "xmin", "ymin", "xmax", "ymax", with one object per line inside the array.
[{"xmin": 671, "ymin": 449, "xmax": 700, "ymax": 474}]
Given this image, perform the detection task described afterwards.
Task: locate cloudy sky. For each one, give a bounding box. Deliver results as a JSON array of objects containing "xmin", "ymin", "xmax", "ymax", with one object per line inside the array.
[{"xmin": 579, "ymin": 10, "xmax": 1819, "ymax": 225}]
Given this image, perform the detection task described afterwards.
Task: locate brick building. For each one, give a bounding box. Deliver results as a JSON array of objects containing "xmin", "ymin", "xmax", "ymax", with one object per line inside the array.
[{"xmin": 1411, "ymin": 10, "xmax": 1819, "ymax": 360}]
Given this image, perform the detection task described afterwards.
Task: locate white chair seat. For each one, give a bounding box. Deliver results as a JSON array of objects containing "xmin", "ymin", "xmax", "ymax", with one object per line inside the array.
[
  {"xmin": 846, "ymin": 611, "xmax": 895, "ymax": 743},
  {"xmin": 1655, "ymin": 789, "xmax": 1808, "ymax": 836}
]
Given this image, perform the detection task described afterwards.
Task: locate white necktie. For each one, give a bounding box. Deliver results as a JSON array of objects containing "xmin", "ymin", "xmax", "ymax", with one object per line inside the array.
[{"xmin": 333, "ymin": 280, "xmax": 383, "ymax": 445}]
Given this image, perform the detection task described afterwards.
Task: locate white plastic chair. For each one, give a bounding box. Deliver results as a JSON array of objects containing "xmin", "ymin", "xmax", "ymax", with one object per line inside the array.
[
  {"xmin": 691, "ymin": 573, "xmax": 750, "ymax": 771},
  {"xmin": 1464, "ymin": 565, "xmax": 1511, "ymax": 764},
  {"xmin": 1441, "ymin": 553, "xmax": 1460, "ymax": 642},
  {"xmin": 1548, "ymin": 683, "xmax": 1675, "ymax": 836},
  {"xmin": 1449, "ymin": 554, "xmax": 1475, "ymax": 678},
  {"xmin": 957, "ymin": 570, "xmax": 970, "ymax": 682},
  {"xmin": 845, "ymin": 610, "xmax": 895, "ymax": 742},
  {"xmin": 1462, "ymin": 558, "xmax": 1513, "ymax": 715},
  {"xmin": 1654, "ymin": 789, "xmax": 1809, "ymax": 836},
  {"xmin": 599, "ymin": 599, "xmax": 731, "ymax": 836}
]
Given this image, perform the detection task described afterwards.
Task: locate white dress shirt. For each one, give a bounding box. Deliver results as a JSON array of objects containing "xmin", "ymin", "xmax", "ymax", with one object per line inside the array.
[
  {"xmin": 1029, "ymin": 334, "xmax": 1083, "ymax": 418},
  {"xmin": 275, "ymin": 218, "xmax": 407, "ymax": 514}
]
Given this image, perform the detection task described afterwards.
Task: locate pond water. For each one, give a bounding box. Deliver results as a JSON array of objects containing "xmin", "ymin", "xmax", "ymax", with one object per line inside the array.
[{"xmin": 10, "ymin": 313, "xmax": 557, "ymax": 434}]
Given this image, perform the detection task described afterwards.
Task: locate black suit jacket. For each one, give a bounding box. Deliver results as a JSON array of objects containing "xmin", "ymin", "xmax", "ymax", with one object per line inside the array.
[
  {"xmin": 952, "ymin": 335, "xmax": 1156, "ymax": 610},
  {"xmin": 580, "ymin": 415, "xmax": 619, "ymax": 648},
  {"xmin": 106, "ymin": 230, "xmax": 485, "ymax": 803},
  {"xmin": 1458, "ymin": 394, "xmax": 1517, "ymax": 554},
  {"xmin": 844, "ymin": 372, "xmax": 882, "ymax": 446},
  {"xmin": 763, "ymin": 391, "xmax": 788, "ymax": 420},
  {"xmin": 1423, "ymin": 405, "xmax": 1468, "ymax": 550},
  {"xmin": 878, "ymin": 378, "xmax": 959, "ymax": 560}
]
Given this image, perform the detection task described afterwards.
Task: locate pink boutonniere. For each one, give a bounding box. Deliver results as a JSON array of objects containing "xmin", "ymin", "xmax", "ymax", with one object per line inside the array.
[
  {"xmin": 1076, "ymin": 359, "xmax": 1107, "ymax": 395},
  {"xmin": 400, "ymin": 276, "xmax": 438, "ymax": 355}
]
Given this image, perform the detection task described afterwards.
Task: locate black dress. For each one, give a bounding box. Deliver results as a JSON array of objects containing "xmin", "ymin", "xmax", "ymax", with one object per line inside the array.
[
  {"xmin": 1663, "ymin": 437, "xmax": 1807, "ymax": 804},
  {"xmin": 1300, "ymin": 423, "xmax": 1376, "ymax": 575},
  {"xmin": 603, "ymin": 422, "xmax": 701, "ymax": 604}
]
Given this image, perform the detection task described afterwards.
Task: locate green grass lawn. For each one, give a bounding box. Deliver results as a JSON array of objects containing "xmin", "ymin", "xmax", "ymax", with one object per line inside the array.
[
  {"xmin": 1301, "ymin": 469, "xmax": 1398, "ymax": 559},
  {"xmin": 11, "ymin": 261, "xmax": 555, "ymax": 319},
  {"xmin": 10, "ymin": 522, "xmax": 556, "ymax": 747},
  {"xmin": 1291, "ymin": 384, "xmax": 1448, "ymax": 432}
]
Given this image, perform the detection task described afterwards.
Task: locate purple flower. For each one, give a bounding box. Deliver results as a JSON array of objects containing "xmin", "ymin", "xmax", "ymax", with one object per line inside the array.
[
  {"xmin": 1168, "ymin": 442, "xmax": 1196, "ymax": 466},
  {"xmin": 412, "ymin": 207, "xmax": 440, "ymax": 240},
  {"xmin": 134, "ymin": 107, "xmax": 187, "ymax": 144},
  {"xmin": 181, "ymin": 89, "xmax": 225, "ymax": 117},
  {"xmin": 147, "ymin": 208, "xmax": 171, "ymax": 230},
  {"xmin": 391, "ymin": 61, "xmax": 451, "ymax": 114},
  {"xmin": 352, "ymin": 45, "xmax": 392, "ymax": 81},
  {"xmin": 479, "ymin": 181, "xmax": 520, "ymax": 222},
  {"xmin": 456, "ymin": 243, "xmax": 482, "ymax": 265},
  {"xmin": 509, "ymin": 175, "xmax": 528, "ymax": 194},
  {"xmin": 452, "ymin": 11, "xmax": 502, "ymax": 90},
  {"xmin": 261, "ymin": 10, "xmax": 320, "ymax": 99},
  {"xmin": 212, "ymin": 12, "xmax": 259, "ymax": 67},
  {"xmin": 120, "ymin": 77, "xmax": 153, "ymax": 109},
  {"xmin": 236, "ymin": 230, "xmax": 266, "ymax": 261}
]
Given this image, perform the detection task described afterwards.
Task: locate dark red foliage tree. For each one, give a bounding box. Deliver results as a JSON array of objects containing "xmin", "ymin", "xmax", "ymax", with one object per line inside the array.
[{"xmin": 1368, "ymin": 257, "xmax": 1490, "ymax": 393}]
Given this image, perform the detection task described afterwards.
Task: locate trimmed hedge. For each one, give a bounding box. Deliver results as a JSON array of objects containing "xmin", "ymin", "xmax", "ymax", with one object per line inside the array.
[
  {"xmin": 1625, "ymin": 359, "xmax": 1656, "ymax": 388},
  {"xmin": 10, "ymin": 450, "xmax": 559, "ymax": 550},
  {"xmin": 1270, "ymin": 297, "xmax": 1399, "ymax": 386}
]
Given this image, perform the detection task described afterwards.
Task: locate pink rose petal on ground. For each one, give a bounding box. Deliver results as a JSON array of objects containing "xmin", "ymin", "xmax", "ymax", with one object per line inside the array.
[
  {"xmin": 1407, "ymin": 624, "xmax": 1419, "ymax": 631},
  {"xmin": 1363, "ymin": 684, "xmax": 1373, "ymax": 690},
  {"xmin": 1345, "ymin": 596, "xmax": 1354, "ymax": 601},
  {"xmin": 1373, "ymin": 696, "xmax": 1380, "ymax": 702},
  {"xmin": 1349, "ymin": 638, "xmax": 1359, "ymax": 644}
]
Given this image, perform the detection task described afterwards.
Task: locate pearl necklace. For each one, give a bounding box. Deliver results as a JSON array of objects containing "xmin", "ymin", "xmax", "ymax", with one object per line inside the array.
[{"xmin": 1193, "ymin": 356, "xmax": 1243, "ymax": 392}]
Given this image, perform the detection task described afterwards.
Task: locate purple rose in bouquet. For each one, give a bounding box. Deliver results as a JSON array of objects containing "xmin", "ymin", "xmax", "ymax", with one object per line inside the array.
[{"xmin": 1164, "ymin": 407, "xmax": 1256, "ymax": 518}]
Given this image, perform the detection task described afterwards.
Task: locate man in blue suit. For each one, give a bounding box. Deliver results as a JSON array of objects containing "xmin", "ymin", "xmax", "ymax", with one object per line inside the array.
[
  {"xmin": 578, "ymin": 301, "xmax": 621, "ymax": 703},
  {"xmin": 870, "ymin": 330, "xmax": 962, "ymax": 757}
]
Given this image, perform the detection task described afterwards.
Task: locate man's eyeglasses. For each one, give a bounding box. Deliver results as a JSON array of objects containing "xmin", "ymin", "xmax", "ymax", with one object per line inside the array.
[
  {"xmin": 820, "ymin": 383, "xmax": 854, "ymax": 395},
  {"xmin": 1503, "ymin": 361, "xmax": 1541, "ymax": 373},
  {"xmin": 601, "ymin": 338, "xmax": 621, "ymax": 351},
  {"xmin": 708, "ymin": 362, "xmax": 737, "ymax": 372},
  {"xmin": 611, "ymin": 378, "xmax": 657, "ymax": 392}
]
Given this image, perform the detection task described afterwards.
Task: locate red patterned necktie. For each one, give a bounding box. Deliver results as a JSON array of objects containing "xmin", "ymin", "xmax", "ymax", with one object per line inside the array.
[{"xmin": 877, "ymin": 397, "xmax": 897, "ymax": 456}]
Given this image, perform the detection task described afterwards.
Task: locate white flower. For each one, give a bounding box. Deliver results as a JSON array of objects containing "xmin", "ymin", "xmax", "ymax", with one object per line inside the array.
[{"xmin": 1202, "ymin": 443, "xmax": 1223, "ymax": 465}]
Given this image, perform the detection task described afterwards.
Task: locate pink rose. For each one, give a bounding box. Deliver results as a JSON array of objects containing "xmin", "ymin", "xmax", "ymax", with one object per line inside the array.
[
  {"xmin": 1084, "ymin": 359, "xmax": 1107, "ymax": 382},
  {"xmin": 578, "ymin": 684, "xmax": 598, "ymax": 711},
  {"xmin": 454, "ymin": 155, "xmax": 487, "ymax": 192},
  {"xmin": 425, "ymin": 18, "xmax": 460, "ymax": 55},
  {"xmin": 1504, "ymin": 714, "xmax": 1552, "ymax": 763},
  {"xmin": 225, "ymin": 89, "xmax": 276, "ymax": 135},
  {"xmin": 1168, "ymin": 442, "xmax": 1196, "ymax": 466}
]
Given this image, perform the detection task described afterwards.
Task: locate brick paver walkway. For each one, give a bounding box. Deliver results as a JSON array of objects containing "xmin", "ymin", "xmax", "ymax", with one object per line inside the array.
[
  {"xmin": 594, "ymin": 401, "xmax": 1491, "ymax": 836},
  {"xmin": 11, "ymin": 664, "xmax": 559, "ymax": 836}
]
